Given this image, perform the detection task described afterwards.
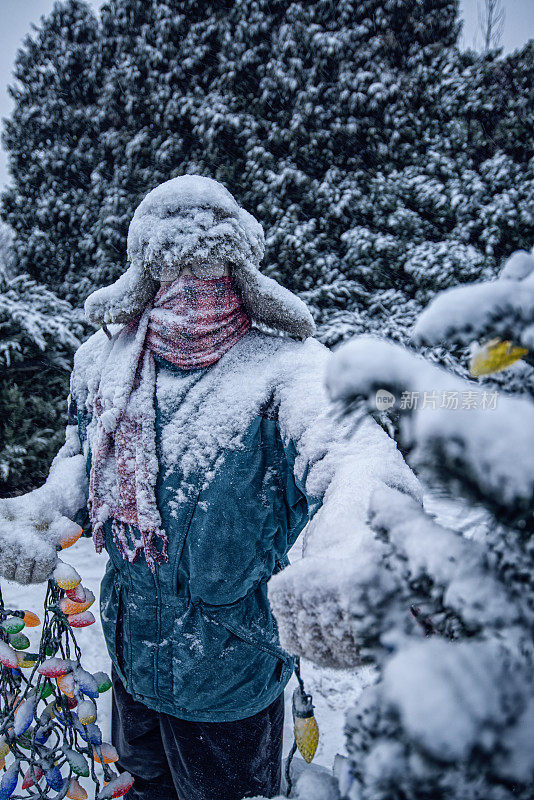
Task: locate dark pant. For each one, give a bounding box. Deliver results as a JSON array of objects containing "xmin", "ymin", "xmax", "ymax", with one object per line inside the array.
[{"xmin": 111, "ymin": 671, "xmax": 285, "ymax": 800}]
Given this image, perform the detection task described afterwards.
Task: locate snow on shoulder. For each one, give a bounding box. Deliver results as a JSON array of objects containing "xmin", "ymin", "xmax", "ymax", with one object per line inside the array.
[
  {"xmin": 70, "ymin": 326, "xmax": 118, "ymax": 410},
  {"xmin": 157, "ymin": 330, "xmax": 327, "ymax": 491},
  {"xmin": 71, "ymin": 326, "xmax": 326, "ymax": 497}
]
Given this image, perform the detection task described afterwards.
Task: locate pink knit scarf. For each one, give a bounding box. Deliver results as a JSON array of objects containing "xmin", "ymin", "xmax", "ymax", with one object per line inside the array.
[{"xmin": 88, "ymin": 276, "xmax": 251, "ymax": 571}]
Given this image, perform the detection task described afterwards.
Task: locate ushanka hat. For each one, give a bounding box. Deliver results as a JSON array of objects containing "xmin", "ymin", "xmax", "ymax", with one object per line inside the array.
[{"xmin": 84, "ymin": 175, "xmax": 315, "ymax": 339}]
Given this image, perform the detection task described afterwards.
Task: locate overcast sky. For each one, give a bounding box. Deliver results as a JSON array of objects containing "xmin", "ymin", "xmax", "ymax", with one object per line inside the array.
[{"xmin": 0, "ymin": 0, "xmax": 532, "ymax": 189}]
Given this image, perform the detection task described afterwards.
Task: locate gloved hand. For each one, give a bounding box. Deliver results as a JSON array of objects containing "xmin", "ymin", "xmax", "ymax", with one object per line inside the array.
[
  {"xmin": 0, "ymin": 444, "xmax": 88, "ymax": 586},
  {"xmin": 0, "ymin": 494, "xmax": 80, "ymax": 585},
  {"xmin": 0, "ymin": 526, "xmax": 57, "ymax": 584},
  {"xmin": 268, "ymin": 552, "xmax": 363, "ymax": 669}
]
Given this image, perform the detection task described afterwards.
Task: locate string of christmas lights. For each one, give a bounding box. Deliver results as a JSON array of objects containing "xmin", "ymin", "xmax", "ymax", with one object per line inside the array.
[{"xmin": 0, "ymin": 527, "xmax": 134, "ymax": 800}]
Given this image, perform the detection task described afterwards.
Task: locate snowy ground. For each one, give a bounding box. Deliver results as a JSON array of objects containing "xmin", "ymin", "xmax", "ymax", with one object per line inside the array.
[{"xmin": 1, "ymin": 492, "xmax": 477, "ymax": 792}]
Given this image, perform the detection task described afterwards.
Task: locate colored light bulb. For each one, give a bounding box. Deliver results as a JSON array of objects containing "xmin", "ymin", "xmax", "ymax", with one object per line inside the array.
[
  {"xmin": 0, "ymin": 760, "xmax": 19, "ymax": 799},
  {"xmin": 9, "ymin": 633, "xmax": 30, "ymax": 651},
  {"xmin": 57, "ymin": 672, "xmax": 77, "ymax": 698},
  {"xmin": 470, "ymin": 337, "xmax": 528, "ymax": 377},
  {"xmin": 93, "ymin": 743, "xmax": 119, "ymax": 765},
  {"xmin": 66, "ymin": 585, "xmax": 86, "ymax": 603},
  {"xmin": 52, "ymin": 560, "xmax": 81, "ymax": 591},
  {"xmin": 37, "ymin": 657, "xmax": 72, "ymax": 678},
  {"xmin": 292, "ymin": 687, "xmax": 319, "ymax": 764},
  {"xmin": 14, "ymin": 698, "xmax": 36, "ymax": 736},
  {"xmin": 67, "ymin": 777, "xmax": 88, "ymax": 799},
  {"xmin": 23, "ymin": 611, "xmax": 40, "ymax": 628},
  {"xmin": 74, "ymin": 667, "xmax": 99, "ymax": 698},
  {"xmin": 17, "ymin": 651, "xmax": 39, "ymax": 668},
  {"xmin": 93, "ymin": 672, "xmax": 112, "ymax": 693},
  {"xmin": 68, "ymin": 611, "xmax": 96, "ymax": 628},
  {"xmin": 97, "ymin": 772, "xmax": 135, "ymax": 799},
  {"xmin": 1, "ymin": 618, "xmax": 24, "ymax": 635},
  {"xmin": 22, "ymin": 765, "xmax": 44, "ymax": 790},
  {"xmin": 45, "ymin": 765, "xmax": 64, "ymax": 791},
  {"xmin": 64, "ymin": 749, "xmax": 89, "ymax": 778},
  {"xmin": 0, "ymin": 641, "xmax": 20, "ymax": 669},
  {"xmin": 58, "ymin": 523, "xmax": 83, "ymax": 549},
  {"xmin": 78, "ymin": 699, "xmax": 97, "ymax": 725}
]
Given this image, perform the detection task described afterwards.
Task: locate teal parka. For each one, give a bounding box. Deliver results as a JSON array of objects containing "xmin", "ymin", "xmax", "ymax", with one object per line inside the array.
[
  {"xmin": 70, "ymin": 329, "xmax": 323, "ymax": 721},
  {"xmin": 68, "ymin": 326, "xmax": 414, "ymax": 722}
]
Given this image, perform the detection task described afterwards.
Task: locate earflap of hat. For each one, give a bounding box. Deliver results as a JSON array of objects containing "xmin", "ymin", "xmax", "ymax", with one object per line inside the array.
[
  {"xmin": 236, "ymin": 207, "xmax": 265, "ymax": 263},
  {"xmin": 233, "ymin": 264, "xmax": 315, "ymax": 340},
  {"xmin": 84, "ymin": 262, "xmax": 159, "ymax": 325},
  {"xmin": 232, "ymin": 206, "xmax": 314, "ymax": 339}
]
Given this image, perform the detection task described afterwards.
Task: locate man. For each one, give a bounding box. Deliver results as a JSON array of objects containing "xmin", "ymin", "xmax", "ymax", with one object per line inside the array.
[{"xmin": 0, "ymin": 176, "xmax": 420, "ymax": 799}]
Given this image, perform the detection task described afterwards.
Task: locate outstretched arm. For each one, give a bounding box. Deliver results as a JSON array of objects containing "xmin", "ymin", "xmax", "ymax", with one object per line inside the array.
[
  {"xmin": 0, "ymin": 393, "xmax": 89, "ymax": 584},
  {"xmin": 268, "ymin": 339, "xmax": 422, "ymax": 668}
]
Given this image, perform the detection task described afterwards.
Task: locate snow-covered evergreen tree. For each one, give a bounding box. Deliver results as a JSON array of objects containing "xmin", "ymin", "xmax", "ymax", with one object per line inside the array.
[
  {"xmin": 88, "ymin": 0, "xmax": 467, "ymax": 338},
  {"xmin": 3, "ymin": 0, "xmax": 532, "ymax": 349},
  {"xmin": 270, "ymin": 247, "xmax": 534, "ymax": 799},
  {"xmin": 1, "ymin": 0, "xmax": 101, "ymax": 302},
  {"xmin": 0, "ymin": 235, "xmax": 84, "ymax": 495},
  {"xmin": 317, "ymin": 39, "xmax": 534, "ymax": 345},
  {"xmin": 5, "ymin": 0, "xmax": 530, "ymax": 337},
  {"xmin": 0, "ymin": 221, "xmax": 14, "ymax": 278},
  {"xmin": 4, "ymin": 0, "xmax": 531, "ymax": 346}
]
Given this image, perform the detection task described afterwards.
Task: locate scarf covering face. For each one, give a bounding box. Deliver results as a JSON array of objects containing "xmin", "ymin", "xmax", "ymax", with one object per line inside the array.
[{"xmin": 88, "ymin": 276, "xmax": 251, "ymax": 571}]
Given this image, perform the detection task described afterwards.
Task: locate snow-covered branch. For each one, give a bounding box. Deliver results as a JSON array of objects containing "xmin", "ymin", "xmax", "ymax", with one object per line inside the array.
[
  {"xmin": 414, "ymin": 247, "xmax": 534, "ymax": 351},
  {"xmin": 326, "ymin": 336, "xmax": 534, "ymax": 523}
]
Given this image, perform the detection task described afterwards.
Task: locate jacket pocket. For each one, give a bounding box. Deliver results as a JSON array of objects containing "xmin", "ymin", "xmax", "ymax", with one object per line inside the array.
[
  {"xmin": 125, "ymin": 593, "xmax": 173, "ymax": 702},
  {"xmin": 100, "ymin": 571, "xmax": 129, "ymax": 686},
  {"xmin": 199, "ymin": 598, "xmax": 294, "ymax": 690},
  {"xmin": 201, "ymin": 606, "xmax": 290, "ymax": 681},
  {"xmin": 170, "ymin": 601, "xmax": 293, "ymax": 718}
]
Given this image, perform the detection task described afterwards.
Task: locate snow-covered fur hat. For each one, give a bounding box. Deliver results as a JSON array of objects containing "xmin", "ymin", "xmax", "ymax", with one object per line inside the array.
[{"xmin": 84, "ymin": 175, "xmax": 315, "ymax": 339}]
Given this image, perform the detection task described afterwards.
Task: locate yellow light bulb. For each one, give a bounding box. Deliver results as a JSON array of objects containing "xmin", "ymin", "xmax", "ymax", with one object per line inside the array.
[
  {"xmin": 470, "ymin": 338, "xmax": 528, "ymax": 377},
  {"xmin": 292, "ymin": 687, "xmax": 319, "ymax": 764}
]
